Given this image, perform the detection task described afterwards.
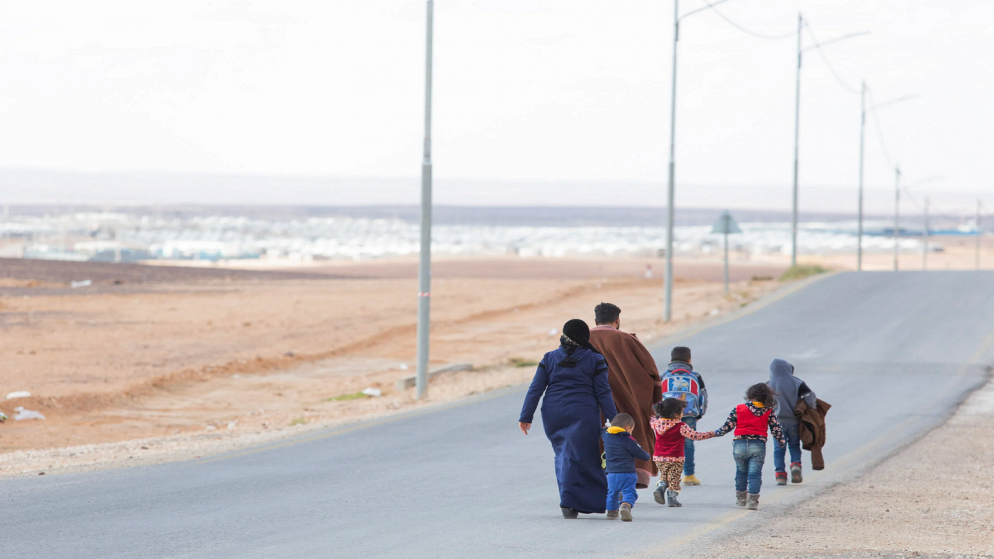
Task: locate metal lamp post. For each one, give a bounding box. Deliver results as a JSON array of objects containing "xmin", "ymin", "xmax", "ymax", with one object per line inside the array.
[
  {"xmin": 856, "ymin": 90, "xmax": 918, "ymax": 271},
  {"xmin": 977, "ymin": 199, "xmax": 983, "ymax": 270},
  {"xmin": 790, "ymin": 20, "xmax": 867, "ymax": 266},
  {"xmin": 922, "ymin": 197, "xmax": 929, "ymax": 270},
  {"xmin": 664, "ymin": 0, "xmax": 732, "ymax": 323},
  {"xmin": 415, "ymin": 0, "xmax": 434, "ymax": 399},
  {"xmin": 892, "ymin": 165, "xmax": 900, "ymax": 271}
]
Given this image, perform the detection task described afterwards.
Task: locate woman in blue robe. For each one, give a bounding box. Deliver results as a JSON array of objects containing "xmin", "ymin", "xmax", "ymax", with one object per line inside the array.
[{"xmin": 519, "ymin": 319, "xmax": 618, "ymax": 518}]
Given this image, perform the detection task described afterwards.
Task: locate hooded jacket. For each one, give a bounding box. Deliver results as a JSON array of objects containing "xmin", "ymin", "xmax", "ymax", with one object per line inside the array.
[
  {"xmin": 602, "ymin": 427, "xmax": 651, "ymax": 473},
  {"xmin": 767, "ymin": 358, "xmax": 816, "ymax": 425}
]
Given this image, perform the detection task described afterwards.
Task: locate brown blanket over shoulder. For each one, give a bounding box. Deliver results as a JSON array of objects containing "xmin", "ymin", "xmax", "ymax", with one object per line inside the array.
[
  {"xmin": 589, "ymin": 326, "xmax": 662, "ymax": 488},
  {"xmin": 795, "ymin": 398, "xmax": 831, "ymax": 470}
]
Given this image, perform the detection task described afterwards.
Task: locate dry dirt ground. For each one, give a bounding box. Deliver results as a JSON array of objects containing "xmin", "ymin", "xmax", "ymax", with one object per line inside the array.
[
  {"xmin": 0, "ymin": 256, "xmax": 785, "ymax": 476},
  {"xmin": 796, "ymin": 235, "xmax": 994, "ymax": 272},
  {"xmin": 700, "ymin": 374, "xmax": 994, "ymax": 559}
]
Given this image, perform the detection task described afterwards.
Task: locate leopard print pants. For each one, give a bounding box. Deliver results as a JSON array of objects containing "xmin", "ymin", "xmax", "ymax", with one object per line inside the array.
[{"xmin": 655, "ymin": 460, "xmax": 683, "ymax": 492}]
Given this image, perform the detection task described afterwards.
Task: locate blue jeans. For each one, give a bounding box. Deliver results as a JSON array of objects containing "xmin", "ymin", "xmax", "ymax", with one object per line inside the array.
[
  {"xmin": 682, "ymin": 416, "xmax": 697, "ymax": 476},
  {"xmin": 733, "ymin": 439, "xmax": 766, "ymax": 495},
  {"xmin": 774, "ymin": 422, "xmax": 802, "ymax": 474},
  {"xmin": 606, "ymin": 472, "xmax": 639, "ymax": 511}
]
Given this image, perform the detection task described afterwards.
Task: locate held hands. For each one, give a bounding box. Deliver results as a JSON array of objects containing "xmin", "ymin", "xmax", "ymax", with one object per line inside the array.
[{"xmin": 519, "ymin": 422, "xmax": 531, "ymax": 435}]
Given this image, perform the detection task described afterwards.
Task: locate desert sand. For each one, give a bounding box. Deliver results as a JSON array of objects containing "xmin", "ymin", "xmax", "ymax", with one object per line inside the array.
[{"xmin": 0, "ymin": 256, "xmax": 785, "ymax": 475}]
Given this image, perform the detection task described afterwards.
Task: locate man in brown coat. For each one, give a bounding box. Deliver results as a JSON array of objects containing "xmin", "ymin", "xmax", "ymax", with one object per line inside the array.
[{"xmin": 588, "ymin": 302, "xmax": 662, "ymax": 488}]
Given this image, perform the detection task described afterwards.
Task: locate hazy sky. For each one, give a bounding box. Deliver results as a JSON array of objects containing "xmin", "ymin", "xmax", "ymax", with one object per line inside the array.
[{"xmin": 0, "ymin": 1, "xmax": 990, "ymax": 210}]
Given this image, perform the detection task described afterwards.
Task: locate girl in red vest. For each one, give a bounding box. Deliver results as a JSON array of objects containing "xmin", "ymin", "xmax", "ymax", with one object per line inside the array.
[
  {"xmin": 713, "ymin": 383, "xmax": 787, "ymax": 510},
  {"xmin": 650, "ymin": 398, "xmax": 716, "ymax": 507}
]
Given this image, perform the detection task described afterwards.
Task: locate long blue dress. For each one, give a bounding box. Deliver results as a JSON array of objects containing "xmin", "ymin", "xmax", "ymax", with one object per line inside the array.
[{"xmin": 519, "ymin": 346, "xmax": 618, "ymax": 514}]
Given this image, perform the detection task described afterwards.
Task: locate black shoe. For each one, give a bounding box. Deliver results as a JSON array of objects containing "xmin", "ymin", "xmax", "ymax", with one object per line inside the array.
[
  {"xmin": 653, "ymin": 483, "xmax": 668, "ymax": 505},
  {"xmin": 561, "ymin": 507, "xmax": 579, "ymax": 519}
]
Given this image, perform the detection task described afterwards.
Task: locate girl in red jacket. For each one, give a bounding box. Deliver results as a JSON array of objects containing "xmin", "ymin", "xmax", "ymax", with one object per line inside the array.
[
  {"xmin": 650, "ymin": 398, "xmax": 715, "ymax": 507},
  {"xmin": 713, "ymin": 383, "xmax": 787, "ymax": 510}
]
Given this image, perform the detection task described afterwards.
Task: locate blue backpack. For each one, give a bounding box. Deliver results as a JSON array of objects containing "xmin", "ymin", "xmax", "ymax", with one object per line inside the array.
[{"xmin": 660, "ymin": 368, "xmax": 703, "ymax": 418}]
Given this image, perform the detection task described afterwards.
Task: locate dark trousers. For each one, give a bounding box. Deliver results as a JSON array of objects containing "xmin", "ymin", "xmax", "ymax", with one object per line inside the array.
[
  {"xmin": 774, "ymin": 422, "xmax": 802, "ymax": 474},
  {"xmin": 682, "ymin": 416, "xmax": 697, "ymax": 476}
]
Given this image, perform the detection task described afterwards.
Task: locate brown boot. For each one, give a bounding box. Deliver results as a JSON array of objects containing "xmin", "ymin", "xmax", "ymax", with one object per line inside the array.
[
  {"xmin": 735, "ymin": 491, "xmax": 747, "ymax": 507},
  {"xmin": 619, "ymin": 502, "xmax": 633, "ymax": 522},
  {"xmin": 746, "ymin": 494, "xmax": 760, "ymax": 510},
  {"xmin": 606, "ymin": 510, "xmax": 619, "ymax": 520},
  {"xmin": 790, "ymin": 462, "xmax": 803, "ymax": 484}
]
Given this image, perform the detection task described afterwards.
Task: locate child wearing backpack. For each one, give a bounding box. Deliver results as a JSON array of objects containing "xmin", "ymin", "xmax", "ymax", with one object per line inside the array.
[
  {"xmin": 713, "ymin": 383, "xmax": 787, "ymax": 510},
  {"xmin": 660, "ymin": 347, "xmax": 708, "ymax": 486},
  {"xmin": 651, "ymin": 398, "xmax": 716, "ymax": 507}
]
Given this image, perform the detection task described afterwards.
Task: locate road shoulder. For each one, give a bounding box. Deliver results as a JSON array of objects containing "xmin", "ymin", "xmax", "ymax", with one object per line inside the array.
[{"xmin": 695, "ymin": 369, "xmax": 994, "ymax": 558}]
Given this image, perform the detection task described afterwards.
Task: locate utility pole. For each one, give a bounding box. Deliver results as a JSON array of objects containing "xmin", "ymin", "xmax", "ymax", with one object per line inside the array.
[
  {"xmin": 791, "ymin": 25, "xmax": 866, "ymax": 266},
  {"xmin": 663, "ymin": 0, "xmax": 732, "ymax": 322},
  {"xmin": 922, "ymin": 197, "xmax": 929, "ymax": 270},
  {"xmin": 977, "ymin": 199, "xmax": 983, "ymax": 270},
  {"xmin": 790, "ymin": 13, "xmax": 802, "ymax": 267},
  {"xmin": 893, "ymin": 165, "xmax": 900, "ymax": 271},
  {"xmin": 664, "ymin": 0, "xmax": 679, "ymax": 323},
  {"xmin": 857, "ymin": 81, "xmax": 866, "ymax": 271},
  {"xmin": 415, "ymin": 0, "xmax": 434, "ymax": 400}
]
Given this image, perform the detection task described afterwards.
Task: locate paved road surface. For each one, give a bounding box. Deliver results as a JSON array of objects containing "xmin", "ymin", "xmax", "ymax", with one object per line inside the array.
[{"xmin": 2, "ymin": 272, "xmax": 993, "ymax": 558}]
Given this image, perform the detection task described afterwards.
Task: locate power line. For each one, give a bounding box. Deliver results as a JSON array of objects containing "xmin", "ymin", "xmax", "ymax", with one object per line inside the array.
[
  {"xmin": 802, "ymin": 20, "xmax": 862, "ymax": 94},
  {"xmin": 700, "ymin": 0, "xmax": 794, "ymax": 40},
  {"xmin": 866, "ymin": 90, "xmax": 896, "ymax": 169}
]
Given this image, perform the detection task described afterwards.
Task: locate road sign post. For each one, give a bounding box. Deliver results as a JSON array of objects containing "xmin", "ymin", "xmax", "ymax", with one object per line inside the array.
[{"xmin": 712, "ymin": 211, "xmax": 742, "ymax": 294}]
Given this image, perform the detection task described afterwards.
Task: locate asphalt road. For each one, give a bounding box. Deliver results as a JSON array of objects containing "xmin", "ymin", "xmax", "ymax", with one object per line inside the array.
[{"xmin": 2, "ymin": 272, "xmax": 993, "ymax": 558}]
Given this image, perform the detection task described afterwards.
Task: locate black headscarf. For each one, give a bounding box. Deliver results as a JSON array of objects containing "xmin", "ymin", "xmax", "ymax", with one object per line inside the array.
[{"xmin": 560, "ymin": 319, "xmax": 595, "ymax": 353}]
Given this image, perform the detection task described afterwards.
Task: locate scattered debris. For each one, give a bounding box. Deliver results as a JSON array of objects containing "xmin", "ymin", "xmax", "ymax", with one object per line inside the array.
[
  {"xmin": 327, "ymin": 391, "xmax": 366, "ymax": 402},
  {"xmin": 548, "ymin": 329, "xmax": 558, "ymax": 336},
  {"xmin": 38, "ymin": 472, "xmax": 45, "ymax": 475},
  {"xmin": 399, "ymin": 363, "xmax": 409, "ymax": 370},
  {"xmin": 232, "ymin": 374, "xmax": 241, "ymax": 379},
  {"xmin": 395, "ymin": 363, "xmax": 473, "ymax": 391},
  {"xmin": 13, "ymin": 406, "xmax": 46, "ymax": 421},
  {"xmin": 226, "ymin": 421, "xmax": 238, "ymax": 429},
  {"xmin": 70, "ymin": 279, "xmax": 93, "ymax": 288},
  {"xmin": 205, "ymin": 425, "xmax": 216, "ymax": 431},
  {"xmin": 709, "ymin": 308, "xmax": 720, "ymax": 316},
  {"xmin": 5, "ymin": 391, "xmax": 31, "ymax": 400},
  {"xmin": 0, "ymin": 410, "xmax": 7, "ymax": 422},
  {"xmin": 284, "ymin": 351, "xmax": 295, "ymax": 357},
  {"xmin": 510, "ymin": 358, "xmax": 539, "ymax": 368},
  {"xmin": 361, "ymin": 387, "xmax": 382, "ymax": 397}
]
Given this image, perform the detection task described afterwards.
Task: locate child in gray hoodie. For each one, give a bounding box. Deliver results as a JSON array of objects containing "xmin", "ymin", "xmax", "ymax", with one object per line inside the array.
[{"xmin": 767, "ymin": 358, "xmax": 816, "ymax": 485}]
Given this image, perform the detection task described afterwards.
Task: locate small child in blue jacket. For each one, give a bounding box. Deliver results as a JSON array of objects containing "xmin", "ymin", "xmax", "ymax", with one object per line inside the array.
[{"xmin": 602, "ymin": 412, "xmax": 651, "ymax": 521}]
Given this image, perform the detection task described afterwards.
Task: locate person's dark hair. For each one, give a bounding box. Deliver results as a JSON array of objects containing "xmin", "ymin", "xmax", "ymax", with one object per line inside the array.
[
  {"xmin": 745, "ymin": 383, "xmax": 776, "ymax": 408},
  {"xmin": 594, "ymin": 302, "xmax": 621, "ymax": 325},
  {"xmin": 653, "ymin": 398, "xmax": 685, "ymax": 420},
  {"xmin": 671, "ymin": 346, "xmax": 692, "ymax": 363},
  {"xmin": 611, "ymin": 412, "xmax": 635, "ymax": 430}
]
